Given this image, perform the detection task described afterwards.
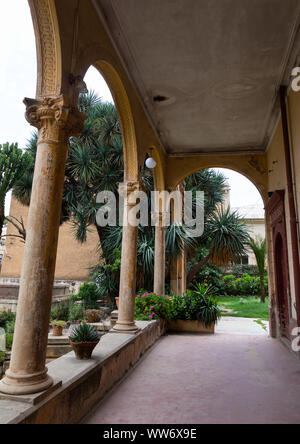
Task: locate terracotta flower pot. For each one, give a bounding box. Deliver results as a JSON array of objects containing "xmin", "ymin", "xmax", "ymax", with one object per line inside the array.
[
  {"xmin": 52, "ymin": 325, "xmax": 64, "ymax": 336},
  {"xmin": 115, "ymin": 297, "xmax": 119, "ymax": 309},
  {"xmin": 70, "ymin": 340, "xmax": 100, "ymax": 360}
]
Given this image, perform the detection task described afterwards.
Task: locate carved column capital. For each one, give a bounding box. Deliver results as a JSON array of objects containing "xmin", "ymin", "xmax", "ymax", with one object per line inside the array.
[{"xmin": 24, "ymin": 96, "xmax": 86, "ymax": 143}]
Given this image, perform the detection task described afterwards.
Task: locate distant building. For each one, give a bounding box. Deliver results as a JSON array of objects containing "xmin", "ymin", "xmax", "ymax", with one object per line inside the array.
[
  {"xmin": 0, "ymin": 197, "xmax": 99, "ymax": 286},
  {"xmin": 0, "ymin": 226, "xmax": 7, "ymax": 271},
  {"xmin": 232, "ymin": 204, "xmax": 265, "ymax": 265},
  {"xmin": 221, "ymin": 182, "xmax": 265, "ymax": 266}
]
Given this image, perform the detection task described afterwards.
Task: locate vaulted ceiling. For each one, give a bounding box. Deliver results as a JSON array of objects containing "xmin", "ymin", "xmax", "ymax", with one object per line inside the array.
[{"xmin": 95, "ymin": 0, "xmax": 300, "ymax": 156}]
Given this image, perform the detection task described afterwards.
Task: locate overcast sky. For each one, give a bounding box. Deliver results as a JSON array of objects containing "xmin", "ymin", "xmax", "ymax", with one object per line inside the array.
[{"xmin": 1, "ymin": 0, "xmax": 263, "ymax": 215}]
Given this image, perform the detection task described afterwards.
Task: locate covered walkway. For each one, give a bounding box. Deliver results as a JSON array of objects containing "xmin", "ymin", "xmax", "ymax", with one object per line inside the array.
[{"xmin": 83, "ymin": 320, "xmax": 300, "ymax": 424}]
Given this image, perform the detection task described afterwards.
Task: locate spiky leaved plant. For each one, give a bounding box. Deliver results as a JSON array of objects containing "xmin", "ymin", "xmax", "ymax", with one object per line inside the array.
[
  {"xmin": 248, "ymin": 236, "xmax": 267, "ymax": 303},
  {"xmin": 192, "ymin": 283, "xmax": 222, "ymax": 327},
  {"xmin": 69, "ymin": 323, "xmax": 100, "ymax": 343}
]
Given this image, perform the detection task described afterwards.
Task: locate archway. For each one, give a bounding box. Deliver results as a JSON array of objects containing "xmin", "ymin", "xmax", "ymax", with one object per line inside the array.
[
  {"xmin": 27, "ymin": 0, "xmax": 62, "ymax": 98},
  {"xmin": 91, "ymin": 61, "xmax": 139, "ymax": 182},
  {"xmin": 169, "ymin": 166, "xmax": 270, "ymax": 333}
]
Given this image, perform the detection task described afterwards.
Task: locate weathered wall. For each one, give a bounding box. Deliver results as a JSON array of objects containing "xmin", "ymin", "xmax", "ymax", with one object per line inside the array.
[
  {"xmin": 1, "ymin": 197, "xmax": 99, "ymax": 281},
  {"xmin": 244, "ymin": 219, "xmax": 266, "ymax": 265},
  {"xmin": 266, "ymin": 89, "xmax": 300, "ymax": 322},
  {"xmin": 288, "ymin": 90, "xmax": 300, "ymax": 241},
  {"xmin": 0, "ymin": 320, "xmax": 165, "ymax": 424}
]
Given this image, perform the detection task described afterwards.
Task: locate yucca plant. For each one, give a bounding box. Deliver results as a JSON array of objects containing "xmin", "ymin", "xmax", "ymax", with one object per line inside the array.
[
  {"xmin": 69, "ymin": 323, "xmax": 100, "ymax": 343},
  {"xmin": 69, "ymin": 323, "xmax": 100, "ymax": 360},
  {"xmin": 170, "ymin": 283, "xmax": 221, "ymax": 327},
  {"xmin": 13, "ymin": 90, "xmax": 248, "ymax": 299},
  {"xmin": 187, "ymin": 208, "xmax": 249, "ymax": 284},
  {"xmin": 193, "ymin": 283, "xmax": 222, "ymax": 327}
]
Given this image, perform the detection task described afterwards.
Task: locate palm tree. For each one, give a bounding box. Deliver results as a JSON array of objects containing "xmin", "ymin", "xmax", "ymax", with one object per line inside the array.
[
  {"xmin": 13, "ymin": 91, "xmax": 250, "ymax": 298},
  {"xmin": 248, "ymin": 236, "xmax": 267, "ymax": 303},
  {"xmin": 187, "ymin": 208, "xmax": 249, "ymax": 284}
]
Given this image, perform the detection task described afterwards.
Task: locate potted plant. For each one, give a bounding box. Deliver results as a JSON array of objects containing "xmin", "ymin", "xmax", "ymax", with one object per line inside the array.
[
  {"xmin": 168, "ymin": 284, "xmax": 221, "ymax": 334},
  {"xmin": 84, "ymin": 309, "xmax": 101, "ymax": 323},
  {"xmin": 69, "ymin": 323, "xmax": 100, "ymax": 360},
  {"xmin": 115, "ymin": 297, "xmax": 119, "ymax": 309},
  {"xmin": 51, "ymin": 320, "xmax": 67, "ymax": 337}
]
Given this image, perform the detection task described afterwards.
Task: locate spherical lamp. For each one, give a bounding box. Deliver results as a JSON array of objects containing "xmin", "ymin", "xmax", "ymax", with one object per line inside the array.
[{"xmin": 145, "ymin": 156, "xmax": 157, "ymax": 169}]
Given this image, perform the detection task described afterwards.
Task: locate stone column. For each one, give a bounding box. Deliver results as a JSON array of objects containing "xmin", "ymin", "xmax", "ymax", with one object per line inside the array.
[
  {"xmin": 113, "ymin": 181, "xmax": 142, "ymax": 333},
  {"xmin": 0, "ymin": 96, "xmax": 85, "ymax": 395},
  {"xmin": 153, "ymin": 211, "xmax": 166, "ymax": 296},
  {"xmin": 177, "ymin": 249, "xmax": 187, "ymax": 296},
  {"xmin": 170, "ymin": 181, "xmax": 186, "ymax": 296},
  {"xmin": 170, "ymin": 251, "xmax": 186, "ymax": 296},
  {"xmin": 170, "ymin": 259, "xmax": 179, "ymax": 295}
]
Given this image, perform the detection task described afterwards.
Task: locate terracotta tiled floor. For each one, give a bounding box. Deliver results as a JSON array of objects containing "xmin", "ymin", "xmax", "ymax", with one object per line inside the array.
[{"xmin": 83, "ymin": 328, "xmax": 300, "ymax": 424}]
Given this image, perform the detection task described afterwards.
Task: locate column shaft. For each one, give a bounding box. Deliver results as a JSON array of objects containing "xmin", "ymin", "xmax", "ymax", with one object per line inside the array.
[
  {"xmin": 154, "ymin": 220, "xmax": 166, "ymax": 296},
  {"xmin": 113, "ymin": 182, "xmax": 141, "ymax": 333},
  {"xmin": 0, "ymin": 97, "xmax": 84, "ymax": 395}
]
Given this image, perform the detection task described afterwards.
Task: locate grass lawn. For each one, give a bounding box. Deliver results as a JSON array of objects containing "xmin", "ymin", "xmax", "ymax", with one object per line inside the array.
[{"xmin": 216, "ymin": 296, "xmax": 269, "ymax": 321}]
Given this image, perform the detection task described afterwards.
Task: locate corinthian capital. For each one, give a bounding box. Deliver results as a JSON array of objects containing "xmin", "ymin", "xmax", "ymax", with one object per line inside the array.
[{"xmin": 24, "ymin": 96, "xmax": 86, "ymax": 143}]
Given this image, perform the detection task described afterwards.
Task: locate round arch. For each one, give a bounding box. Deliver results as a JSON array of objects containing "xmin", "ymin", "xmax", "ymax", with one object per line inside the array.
[
  {"xmin": 91, "ymin": 61, "xmax": 139, "ymax": 182},
  {"xmin": 166, "ymin": 156, "xmax": 268, "ymax": 206},
  {"xmin": 147, "ymin": 146, "xmax": 165, "ymax": 192},
  {"xmin": 28, "ymin": 0, "xmax": 62, "ymax": 98}
]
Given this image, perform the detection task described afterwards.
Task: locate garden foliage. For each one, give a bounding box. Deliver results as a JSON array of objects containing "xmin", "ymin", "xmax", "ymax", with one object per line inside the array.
[{"xmin": 134, "ymin": 284, "xmax": 221, "ymax": 327}]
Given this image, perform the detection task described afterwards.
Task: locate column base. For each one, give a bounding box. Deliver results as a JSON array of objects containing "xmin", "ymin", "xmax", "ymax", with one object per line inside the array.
[
  {"xmin": 111, "ymin": 320, "xmax": 140, "ymax": 334},
  {"xmin": 0, "ymin": 368, "xmax": 53, "ymax": 396}
]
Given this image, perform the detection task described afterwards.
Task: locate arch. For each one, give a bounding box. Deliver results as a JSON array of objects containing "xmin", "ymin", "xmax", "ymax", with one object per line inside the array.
[
  {"xmin": 166, "ymin": 155, "xmax": 268, "ymax": 205},
  {"xmin": 148, "ymin": 146, "xmax": 165, "ymax": 192},
  {"xmin": 28, "ymin": 0, "xmax": 62, "ymax": 98},
  {"xmin": 92, "ymin": 61, "xmax": 139, "ymax": 182}
]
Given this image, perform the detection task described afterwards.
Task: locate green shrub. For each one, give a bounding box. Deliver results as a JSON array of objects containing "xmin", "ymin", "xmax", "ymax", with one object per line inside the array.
[
  {"xmin": 195, "ymin": 264, "xmax": 225, "ymax": 294},
  {"xmin": 223, "ymin": 273, "xmax": 268, "ymax": 296},
  {"xmin": 6, "ymin": 334, "xmax": 13, "ymax": 351},
  {"xmin": 50, "ymin": 301, "xmax": 70, "ymax": 322},
  {"xmin": 0, "ymin": 311, "xmax": 16, "ymax": 330},
  {"xmin": 5, "ymin": 320, "xmax": 15, "ymax": 334},
  {"xmin": 68, "ymin": 304, "xmax": 84, "ymax": 322},
  {"xmin": 0, "ymin": 350, "xmax": 6, "ymax": 364},
  {"xmin": 229, "ymin": 265, "xmax": 259, "ymax": 277},
  {"xmin": 134, "ymin": 291, "xmax": 172, "ymax": 321},
  {"xmin": 77, "ymin": 283, "xmax": 99, "ymax": 309},
  {"xmin": 169, "ymin": 283, "xmax": 221, "ymax": 327},
  {"xmin": 134, "ymin": 286, "xmax": 221, "ymax": 327},
  {"xmin": 69, "ymin": 323, "xmax": 100, "ymax": 343}
]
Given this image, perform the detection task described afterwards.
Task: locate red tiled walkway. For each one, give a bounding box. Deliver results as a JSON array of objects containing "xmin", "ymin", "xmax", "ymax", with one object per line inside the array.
[{"xmin": 83, "ymin": 333, "xmax": 300, "ymax": 424}]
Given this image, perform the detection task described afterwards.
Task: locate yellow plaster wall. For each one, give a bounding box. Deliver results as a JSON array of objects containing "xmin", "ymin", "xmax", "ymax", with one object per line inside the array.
[
  {"xmin": 288, "ymin": 90, "xmax": 300, "ymax": 230},
  {"xmin": 266, "ymin": 108, "xmax": 298, "ymax": 320},
  {"xmin": 1, "ymin": 197, "xmax": 99, "ymax": 281}
]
